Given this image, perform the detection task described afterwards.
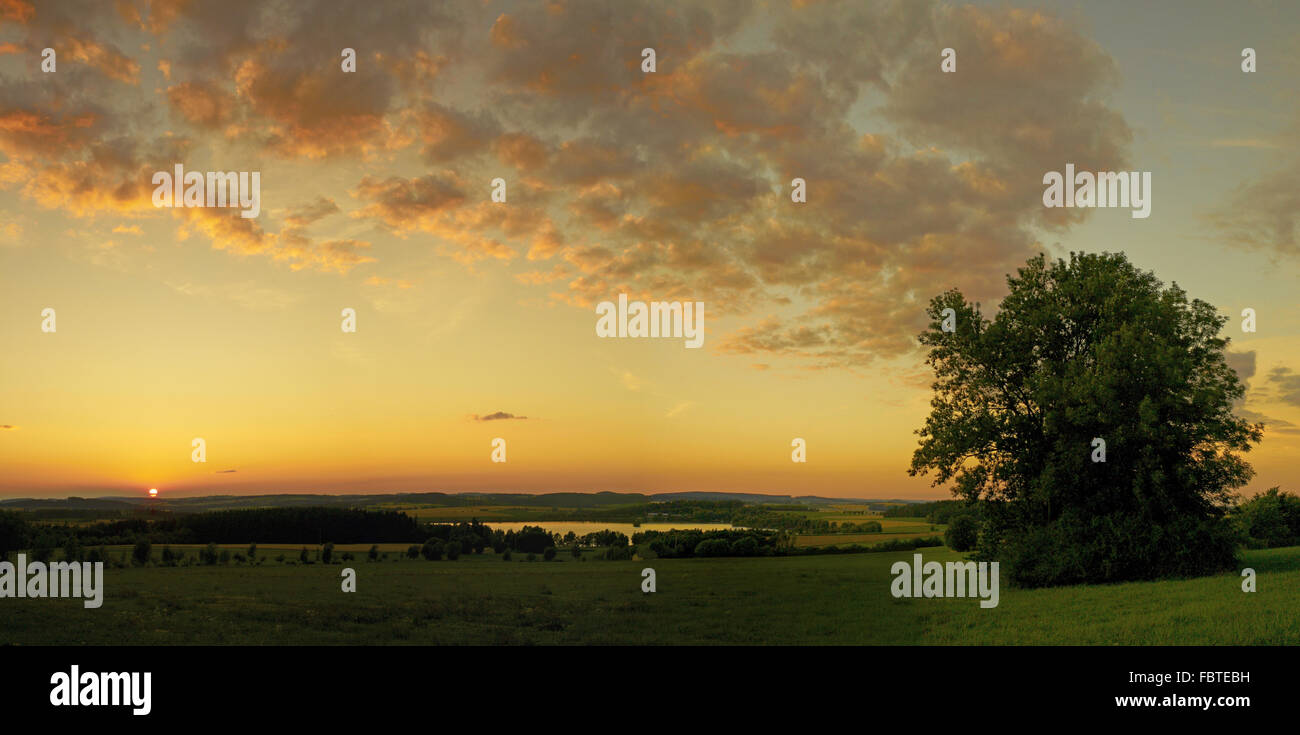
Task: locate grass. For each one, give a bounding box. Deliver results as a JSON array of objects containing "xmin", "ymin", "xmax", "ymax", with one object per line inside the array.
[
  {"xmin": 3, "ymin": 545, "xmax": 1297, "ymax": 645},
  {"xmin": 917, "ymin": 546, "xmax": 1300, "ymax": 645}
]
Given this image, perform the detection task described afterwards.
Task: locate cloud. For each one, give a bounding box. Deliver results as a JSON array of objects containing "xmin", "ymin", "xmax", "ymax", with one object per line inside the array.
[
  {"xmin": 1208, "ymin": 162, "xmax": 1300, "ymax": 256},
  {"xmin": 472, "ymin": 411, "xmax": 529, "ymax": 422},
  {"xmin": 166, "ymin": 81, "xmax": 236, "ymax": 128},
  {"xmin": 1226, "ymin": 352, "xmax": 1300, "ymax": 435},
  {"xmin": 1266, "ymin": 366, "xmax": 1300, "ymax": 408},
  {"xmin": 0, "ymin": 424, "xmax": 17, "ymax": 430},
  {"xmin": 665, "ymin": 401, "xmax": 694, "ymax": 419},
  {"xmin": 1, "ymin": 0, "xmax": 1137, "ymax": 369},
  {"xmin": 178, "ymin": 207, "xmax": 376, "ymax": 274},
  {"xmin": 364, "ymin": 275, "xmax": 412, "ymax": 289},
  {"xmin": 621, "ymin": 371, "xmax": 642, "ymax": 392},
  {"xmin": 215, "ymin": 469, "xmax": 237, "ymax": 473},
  {"xmin": 283, "ymin": 196, "xmax": 339, "ymax": 227}
]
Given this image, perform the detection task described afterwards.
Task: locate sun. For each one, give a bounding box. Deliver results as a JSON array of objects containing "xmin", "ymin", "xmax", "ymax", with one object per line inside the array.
[{"xmin": 149, "ymin": 488, "xmax": 158, "ymax": 497}]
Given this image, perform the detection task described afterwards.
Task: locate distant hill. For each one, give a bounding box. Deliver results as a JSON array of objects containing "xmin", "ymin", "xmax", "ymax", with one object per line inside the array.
[
  {"xmin": 0, "ymin": 490, "xmax": 930, "ymax": 513},
  {"xmin": 646, "ymin": 492, "xmax": 921, "ymax": 505},
  {"xmin": 0, "ymin": 497, "xmax": 137, "ymax": 510}
]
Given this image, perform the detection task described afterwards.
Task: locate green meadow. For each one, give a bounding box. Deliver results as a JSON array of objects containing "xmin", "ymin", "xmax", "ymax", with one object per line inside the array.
[{"xmin": 3, "ymin": 545, "xmax": 1296, "ymax": 645}]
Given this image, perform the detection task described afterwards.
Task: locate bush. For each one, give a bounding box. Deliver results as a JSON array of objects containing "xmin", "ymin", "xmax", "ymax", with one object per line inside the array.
[
  {"xmin": 405, "ymin": 545, "xmax": 420, "ymax": 559},
  {"xmin": 30, "ymin": 534, "xmax": 55, "ymax": 564},
  {"xmin": 570, "ymin": 545, "xmax": 581, "ymax": 558},
  {"xmin": 502, "ymin": 550, "xmax": 512, "ymax": 561},
  {"xmin": 1235, "ymin": 487, "xmax": 1300, "ymax": 548},
  {"xmin": 201, "ymin": 542, "xmax": 219, "ymax": 566},
  {"xmin": 299, "ymin": 547, "xmax": 310, "ymax": 564},
  {"xmin": 543, "ymin": 547, "xmax": 557, "ymax": 561},
  {"xmin": 219, "ymin": 549, "xmax": 231, "ymax": 565},
  {"xmin": 603, "ymin": 545, "xmax": 632, "ymax": 561},
  {"xmin": 368, "ymin": 545, "xmax": 380, "ymax": 562},
  {"xmin": 526, "ymin": 552, "xmax": 537, "ymax": 562},
  {"xmin": 694, "ymin": 538, "xmax": 732, "ymax": 557},
  {"xmin": 732, "ymin": 536, "xmax": 758, "ymax": 556},
  {"xmin": 0, "ymin": 511, "xmax": 31, "ymax": 560},
  {"xmin": 945, "ymin": 514, "xmax": 979, "ymax": 552},
  {"xmin": 161, "ymin": 546, "xmax": 176, "ymax": 566},
  {"xmin": 63, "ymin": 537, "xmax": 83, "ymax": 563},
  {"xmin": 247, "ymin": 543, "xmax": 257, "ymax": 563},
  {"xmin": 999, "ymin": 512, "xmax": 1239, "ymax": 588},
  {"xmin": 321, "ymin": 542, "xmax": 335, "ymax": 564},
  {"xmin": 132, "ymin": 539, "xmax": 152, "ymax": 566},
  {"xmin": 445, "ymin": 542, "xmax": 460, "ymax": 561},
  {"xmin": 420, "ymin": 539, "xmax": 444, "ymax": 561}
]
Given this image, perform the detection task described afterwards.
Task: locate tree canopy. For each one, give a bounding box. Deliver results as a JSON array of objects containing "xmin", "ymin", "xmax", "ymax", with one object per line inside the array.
[{"xmin": 910, "ymin": 252, "xmax": 1260, "ymax": 586}]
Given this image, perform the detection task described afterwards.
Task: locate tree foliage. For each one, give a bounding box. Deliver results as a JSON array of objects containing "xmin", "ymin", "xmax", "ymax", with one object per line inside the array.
[{"xmin": 910, "ymin": 253, "xmax": 1259, "ymax": 586}]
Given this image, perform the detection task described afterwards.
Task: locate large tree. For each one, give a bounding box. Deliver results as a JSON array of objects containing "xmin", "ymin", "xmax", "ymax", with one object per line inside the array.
[{"xmin": 910, "ymin": 252, "xmax": 1260, "ymax": 587}]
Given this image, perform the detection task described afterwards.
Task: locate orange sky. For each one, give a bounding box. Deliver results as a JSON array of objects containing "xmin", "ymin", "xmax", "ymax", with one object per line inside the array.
[{"xmin": 2, "ymin": 0, "xmax": 1299, "ymax": 500}]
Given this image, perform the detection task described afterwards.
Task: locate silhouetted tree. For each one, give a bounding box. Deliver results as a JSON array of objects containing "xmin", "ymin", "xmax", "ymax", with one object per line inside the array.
[{"xmin": 911, "ymin": 252, "xmax": 1259, "ymax": 586}]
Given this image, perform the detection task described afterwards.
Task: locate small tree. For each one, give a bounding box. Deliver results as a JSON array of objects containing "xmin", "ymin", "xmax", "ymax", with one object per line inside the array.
[
  {"xmin": 543, "ymin": 546, "xmax": 557, "ymax": 561},
  {"xmin": 299, "ymin": 547, "xmax": 309, "ymax": 564},
  {"xmin": 570, "ymin": 545, "xmax": 581, "ymax": 558},
  {"xmin": 161, "ymin": 546, "xmax": 176, "ymax": 566},
  {"xmin": 732, "ymin": 536, "xmax": 758, "ymax": 557},
  {"xmin": 502, "ymin": 550, "xmax": 512, "ymax": 561},
  {"xmin": 219, "ymin": 549, "xmax": 231, "ymax": 565},
  {"xmin": 419, "ymin": 539, "xmax": 443, "ymax": 561},
  {"xmin": 202, "ymin": 542, "xmax": 219, "ymax": 566},
  {"xmin": 0, "ymin": 511, "xmax": 31, "ymax": 561},
  {"xmin": 30, "ymin": 533, "xmax": 55, "ymax": 564},
  {"xmin": 444, "ymin": 542, "xmax": 460, "ymax": 561},
  {"xmin": 247, "ymin": 543, "xmax": 257, "ymax": 563},
  {"xmin": 132, "ymin": 539, "xmax": 152, "ymax": 566},
  {"xmin": 62, "ymin": 537, "xmax": 83, "ymax": 563},
  {"xmin": 368, "ymin": 544, "xmax": 380, "ymax": 562},
  {"xmin": 321, "ymin": 542, "xmax": 335, "ymax": 564},
  {"xmin": 405, "ymin": 544, "xmax": 420, "ymax": 559}
]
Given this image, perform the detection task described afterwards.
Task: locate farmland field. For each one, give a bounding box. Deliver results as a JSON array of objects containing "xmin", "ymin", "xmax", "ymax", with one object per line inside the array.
[{"xmin": 4, "ymin": 544, "xmax": 1296, "ymax": 645}]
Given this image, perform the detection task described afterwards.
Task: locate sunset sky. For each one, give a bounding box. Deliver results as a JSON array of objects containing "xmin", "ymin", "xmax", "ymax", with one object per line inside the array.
[{"xmin": 2, "ymin": 0, "xmax": 1299, "ymax": 499}]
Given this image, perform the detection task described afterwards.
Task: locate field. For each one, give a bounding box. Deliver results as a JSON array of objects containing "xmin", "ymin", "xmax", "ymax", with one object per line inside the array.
[{"xmin": 4, "ymin": 545, "xmax": 1297, "ymax": 645}]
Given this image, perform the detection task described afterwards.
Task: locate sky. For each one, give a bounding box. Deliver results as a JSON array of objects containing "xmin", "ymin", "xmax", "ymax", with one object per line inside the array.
[{"xmin": 1, "ymin": 0, "xmax": 1298, "ymax": 500}]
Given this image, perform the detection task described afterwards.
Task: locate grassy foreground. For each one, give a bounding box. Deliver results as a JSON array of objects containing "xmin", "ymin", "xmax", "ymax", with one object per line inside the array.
[{"xmin": 3, "ymin": 546, "xmax": 1297, "ymax": 645}]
